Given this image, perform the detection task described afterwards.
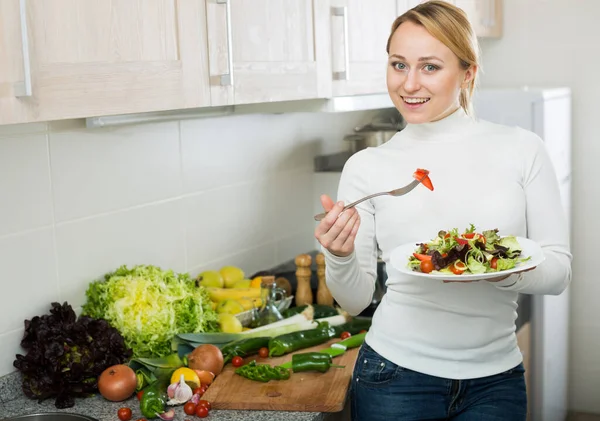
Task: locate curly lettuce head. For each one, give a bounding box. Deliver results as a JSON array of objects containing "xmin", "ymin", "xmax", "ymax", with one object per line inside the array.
[{"xmin": 82, "ymin": 265, "xmax": 219, "ymax": 358}]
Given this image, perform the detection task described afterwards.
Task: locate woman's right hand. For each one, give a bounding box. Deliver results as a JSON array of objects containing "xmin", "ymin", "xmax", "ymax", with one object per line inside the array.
[{"xmin": 314, "ymin": 194, "xmax": 361, "ymax": 258}]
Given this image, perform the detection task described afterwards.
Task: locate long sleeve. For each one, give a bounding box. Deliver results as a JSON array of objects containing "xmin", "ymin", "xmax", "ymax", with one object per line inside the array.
[
  {"xmin": 491, "ymin": 131, "xmax": 572, "ymax": 294},
  {"xmin": 321, "ymin": 153, "xmax": 379, "ymax": 316}
]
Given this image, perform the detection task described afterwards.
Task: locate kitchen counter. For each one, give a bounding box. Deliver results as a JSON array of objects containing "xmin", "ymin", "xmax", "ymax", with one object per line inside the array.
[{"xmin": 0, "ymin": 373, "xmax": 328, "ymax": 421}]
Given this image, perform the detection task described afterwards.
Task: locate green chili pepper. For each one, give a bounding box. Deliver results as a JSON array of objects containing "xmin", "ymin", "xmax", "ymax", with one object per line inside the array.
[
  {"xmin": 268, "ymin": 322, "xmax": 336, "ymax": 357},
  {"xmin": 235, "ymin": 360, "xmax": 291, "ymax": 382},
  {"xmin": 291, "ymin": 352, "xmax": 344, "ymax": 373},
  {"xmin": 278, "ymin": 332, "xmax": 366, "ymax": 370},
  {"xmin": 332, "ymin": 317, "xmax": 372, "ymax": 336},
  {"xmin": 139, "ymin": 369, "xmax": 173, "ymax": 419},
  {"xmin": 220, "ymin": 337, "xmax": 271, "ymax": 364}
]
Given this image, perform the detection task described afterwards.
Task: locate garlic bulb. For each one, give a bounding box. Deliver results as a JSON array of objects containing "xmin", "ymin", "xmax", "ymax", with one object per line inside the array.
[{"xmin": 166, "ymin": 374, "xmax": 193, "ymax": 405}]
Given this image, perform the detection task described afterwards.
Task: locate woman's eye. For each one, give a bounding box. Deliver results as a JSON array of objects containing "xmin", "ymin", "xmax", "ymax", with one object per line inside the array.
[
  {"xmin": 392, "ymin": 62, "xmax": 406, "ymax": 70},
  {"xmin": 424, "ymin": 64, "xmax": 438, "ymax": 72}
]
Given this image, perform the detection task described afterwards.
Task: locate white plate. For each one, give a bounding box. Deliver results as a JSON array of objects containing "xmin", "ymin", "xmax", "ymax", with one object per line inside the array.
[{"xmin": 389, "ymin": 236, "xmax": 545, "ymax": 281}]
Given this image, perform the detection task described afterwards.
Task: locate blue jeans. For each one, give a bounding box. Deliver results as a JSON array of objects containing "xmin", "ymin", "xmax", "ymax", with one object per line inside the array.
[{"xmin": 351, "ymin": 343, "xmax": 527, "ymax": 421}]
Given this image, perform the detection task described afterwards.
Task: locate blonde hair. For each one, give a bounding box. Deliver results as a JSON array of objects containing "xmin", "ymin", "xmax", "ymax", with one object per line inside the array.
[{"xmin": 386, "ymin": 1, "xmax": 481, "ymax": 116}]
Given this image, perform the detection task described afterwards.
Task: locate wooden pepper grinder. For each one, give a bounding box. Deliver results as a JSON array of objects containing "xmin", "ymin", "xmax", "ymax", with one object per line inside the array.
[
  {"xmin": 316, "ymin": 253, "xmax": 334, "ymax": 306},
  {"xmin": 294, "ymin": 254, "xmax": 313, "ymax": 306}
]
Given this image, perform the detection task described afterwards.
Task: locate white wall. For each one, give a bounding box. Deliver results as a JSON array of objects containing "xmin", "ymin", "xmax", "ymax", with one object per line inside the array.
[
  {"xmin": 0, "ymin": 110, "xmax": 372, "ymax": 377},
  {"xmin": 478, "ymin": 0, "xmax": 600, "ymax": 413}
]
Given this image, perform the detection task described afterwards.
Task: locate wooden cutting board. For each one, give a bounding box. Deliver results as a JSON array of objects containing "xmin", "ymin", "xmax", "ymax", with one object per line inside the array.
[{"xmin": 202, "ymin": 339, "xmax": 359, "ymax": 412}]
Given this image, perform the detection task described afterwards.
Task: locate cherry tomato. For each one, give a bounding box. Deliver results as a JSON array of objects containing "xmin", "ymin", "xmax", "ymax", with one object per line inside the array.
[
  {"xmin": 184, "ymin": 402, "xmax": 197, "ymax": 415},
  {"xmin": 232, "ymin": 356, "xmax": 244, "ymax": 367},
  {"xmin": 117, "ymin": 408, "xmax": 132, "ymax": 421},
  {"xmin": 359, "ymin": 330, "xmax": 367, "ymax": 334},
  {"xmin": 420, "ymin": 259, "xmax": 434, "ymax": 274},
  {"xmin": 196, "ymin": 405, "xmax": 209, "ymax": 418},
  {"xmin": 198, "ymin": 399, "xmax": 212, "ymax": 411},
  {"xmin": 450, "ymin": 261, "xmax": 466, "ymax": 275},
  {"xmin": 340, "ymin": 331, "xmax": 352, "ymax": 340},
  {"xmin": 136, "ymin": 391, "xmax": 144, "ymax": 401},
  {"xmin": 135, "ymin": 419, "xmax": 147, "ymax": 421},
  {"xmin": 258, "ymin": 347, "xmax": 269, "ymax": 358},
  {"xmin": 491, "ymin": 257, "xmax": 498, "ymax": 270}
]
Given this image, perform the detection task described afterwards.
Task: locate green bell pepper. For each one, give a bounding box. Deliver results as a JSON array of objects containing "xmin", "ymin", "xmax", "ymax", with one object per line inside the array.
[{"xmin": 139, "ymin": 369, "xmax": 173, "ymax": 419}]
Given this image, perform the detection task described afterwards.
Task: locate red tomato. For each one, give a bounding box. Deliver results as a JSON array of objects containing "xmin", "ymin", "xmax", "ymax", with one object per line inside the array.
[
  {"xmin": 340, "ymin": 331, "xmax": 352, "ymax": 340},
  {"xmin": 258, "ymin": 347, "xmax": 269, "ymax": 358},
  {"xmin": 117, "ymin": 408, "xmax": 132, "ymax": 421},
  {"xmin": 232, "ymin": 356, "xmax": 244, "ymax": 367},
  {"xmin": 184, "ymin": 402, "xmax": 197, "ymax": 415},
  {"xmin": 196, "ymin": 405, "xmax": 209, "ymax": 418},
  {"xmin": 420, "ymin": 259, "xmax": 434, "ymax": 274},
  {"xmin": 450, "ymin": 261, "xmax": 466, "ymax": 275},
  {"xmin": 136, "ymin": 391, "xmax": 144, "ymax": 401},
  {"xmin": 491, "ymin": 257, "xmax": 498, "ymax": 270},
  {"xmin": 359, "ymin": 329, "xmax": 367, "ymax": 334},
  {"xmin": 198, "ymin": 400, "xmax": 212, "ymax": 411}
]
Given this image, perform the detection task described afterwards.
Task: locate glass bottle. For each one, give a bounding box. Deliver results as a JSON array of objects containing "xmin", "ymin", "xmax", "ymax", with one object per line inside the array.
[{"xmin": 251, "ymin": 276, "xmax": 286, "ymax": 328}]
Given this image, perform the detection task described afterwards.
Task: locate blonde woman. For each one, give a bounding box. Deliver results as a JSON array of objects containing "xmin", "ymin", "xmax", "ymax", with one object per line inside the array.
[{"xmin": 315, "ymin": 1, "xmax": 571, "ymax": 420}]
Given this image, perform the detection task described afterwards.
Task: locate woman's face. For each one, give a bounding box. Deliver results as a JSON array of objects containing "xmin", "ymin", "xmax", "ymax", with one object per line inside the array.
[{"xmin": 386, "ymin": 21, "xmax": 475, "ymax": 124}]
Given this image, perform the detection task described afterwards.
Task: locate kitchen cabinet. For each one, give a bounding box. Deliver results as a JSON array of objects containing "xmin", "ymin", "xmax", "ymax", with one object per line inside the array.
[
  {"xmin": 454, "ymin": 0, "xmax": 503, "ymax": 38},
  {"xmin": 207, "ymin": 0, "xmax": 332, "ymax": 106},
  {"xmin": 328, "ymin": 0, "xmax": 407, "ymax": 97},
  {"xmin": 400, "ymin": 1, "xmax": 503, "ymax": 39},
  {"xmin": 0, "ymin": 0, "xmax": 211, "ymax": 126}
]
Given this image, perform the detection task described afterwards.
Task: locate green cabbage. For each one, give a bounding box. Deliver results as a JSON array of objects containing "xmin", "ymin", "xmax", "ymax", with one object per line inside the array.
[{"xmin": 82, "ymin": 265, "xmax": 219, "ymax": 358}]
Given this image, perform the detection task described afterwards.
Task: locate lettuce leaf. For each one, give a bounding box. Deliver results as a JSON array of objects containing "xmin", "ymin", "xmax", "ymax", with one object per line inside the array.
[{"xmin": 82, "ymin": 265, "xmax": 219, "ymax": 358}]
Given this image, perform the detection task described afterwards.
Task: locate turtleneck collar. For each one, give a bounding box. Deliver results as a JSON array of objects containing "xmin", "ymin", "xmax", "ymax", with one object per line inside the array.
[{"xmin": 399, "ymin": 107, "xmax": 476, "ymax": 141}]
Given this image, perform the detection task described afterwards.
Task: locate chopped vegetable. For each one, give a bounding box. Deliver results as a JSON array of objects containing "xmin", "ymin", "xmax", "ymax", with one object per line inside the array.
[
  {"xmin": 413, "ymin": 168, "xmax": 434, "ymax": 191},
  {"xmin": 234, "ymin": 360, "xmax": 291, "ymax": 382}
]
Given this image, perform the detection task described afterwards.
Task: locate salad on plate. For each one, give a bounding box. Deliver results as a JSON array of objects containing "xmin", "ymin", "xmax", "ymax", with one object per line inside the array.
[{"xmin": 407, "ymin": 224, "xmax": 531, "ymax": 276}]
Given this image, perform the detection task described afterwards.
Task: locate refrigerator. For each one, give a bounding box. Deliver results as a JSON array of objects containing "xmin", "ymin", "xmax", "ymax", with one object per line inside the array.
[{"xmin": 473, "ymin": 87, "xmax": 572, "ymax": 421}]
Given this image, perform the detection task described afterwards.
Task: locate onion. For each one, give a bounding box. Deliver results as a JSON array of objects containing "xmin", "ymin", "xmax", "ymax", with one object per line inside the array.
[
  {"xmin": 193, "ymin": 370, "xmax": 215, "ymax": 385},
  {"xmin": 187, "ymin": 344, "xmax": 224, "ymax": 376},
  {"xmin": 98, "ymin": 364, "xmax": 137, "ymax": 402}
]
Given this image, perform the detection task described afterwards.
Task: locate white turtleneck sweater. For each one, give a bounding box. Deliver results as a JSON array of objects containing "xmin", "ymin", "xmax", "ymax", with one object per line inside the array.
[{"xmin": 323, "ymin": 108, "xmax": 572, "ymax": 380}]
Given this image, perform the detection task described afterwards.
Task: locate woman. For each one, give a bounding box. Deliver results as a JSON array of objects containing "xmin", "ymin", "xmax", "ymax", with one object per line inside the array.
[{"xmin": 314, "ymin": 2, "xmax": 571, "ymax": 420}]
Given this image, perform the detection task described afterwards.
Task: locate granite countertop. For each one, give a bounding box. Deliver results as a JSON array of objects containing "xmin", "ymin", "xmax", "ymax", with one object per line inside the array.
[{"xmin": 0, "ymin": 373, "xmax": 325, "ymax": 421}]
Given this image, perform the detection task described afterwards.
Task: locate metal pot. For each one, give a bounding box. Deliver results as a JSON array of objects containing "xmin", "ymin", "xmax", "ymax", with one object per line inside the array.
[{"xmin": 344, "ymin": 130, "xmax": 398, "ymax": 154}]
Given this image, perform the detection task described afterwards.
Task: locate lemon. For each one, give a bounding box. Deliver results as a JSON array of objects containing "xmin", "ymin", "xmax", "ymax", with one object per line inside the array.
[
  {"xmin": 219, "ymin": 313, "xmax": 243, "ymax": 333},
  {"xmin": 216, "ymin": 299, "xmax": 245, "ymax": 315},
  {"xmin": 170, "ymin": 367, "xmax": 201, "ymax": 389}
]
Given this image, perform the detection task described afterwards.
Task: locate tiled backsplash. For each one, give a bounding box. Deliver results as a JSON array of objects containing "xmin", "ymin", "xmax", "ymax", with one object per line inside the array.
[{"xmin": 0, "ymin": 109, "xmax": 375, "ymax": 377}]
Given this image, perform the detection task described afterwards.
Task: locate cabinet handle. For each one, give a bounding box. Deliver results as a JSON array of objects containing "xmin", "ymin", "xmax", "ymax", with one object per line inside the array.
[
  {"xmin": 14, "ymin": 0, "xmax": 32, "ymax": 97},
  {"xmin": 331, "ymin": 6, "xmax": 349, "ymax": 81},
  {"xmin": 216, "ymin": 0, "xmax": 234, "ymax": 86}
]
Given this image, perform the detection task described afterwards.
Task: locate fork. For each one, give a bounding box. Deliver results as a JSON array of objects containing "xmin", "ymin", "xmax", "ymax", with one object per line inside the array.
[{"xmin": 313, "ymin": 178, "xmax": 422, "ymax": 221}]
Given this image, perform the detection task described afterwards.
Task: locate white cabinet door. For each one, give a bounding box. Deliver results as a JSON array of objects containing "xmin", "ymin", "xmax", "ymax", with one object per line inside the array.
[
  {"xmin": 453, "ymin": 0, "xmax": 503, "ymax": 38},
  {"xmin": 207, "ymin": 0, "xmax": 332, "ymax": 106},
  {"xmin": 329, "ymin": 0, "xmax": 400, "ymax": 96},
  {"xmin": 0, "ymin": 0, "xmax": 211, "ymax": 125}
]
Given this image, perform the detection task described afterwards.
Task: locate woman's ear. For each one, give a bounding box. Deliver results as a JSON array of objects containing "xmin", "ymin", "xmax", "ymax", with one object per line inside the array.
[{"xmin": 462, "ymin": 65, "xmax": 477, "ymax": 88}]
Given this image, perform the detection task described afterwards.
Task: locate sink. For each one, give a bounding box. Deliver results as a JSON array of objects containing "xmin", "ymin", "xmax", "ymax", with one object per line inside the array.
[{"xmin": 1, "ymin": 414, "xmax": 99, "ymax": 421}]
